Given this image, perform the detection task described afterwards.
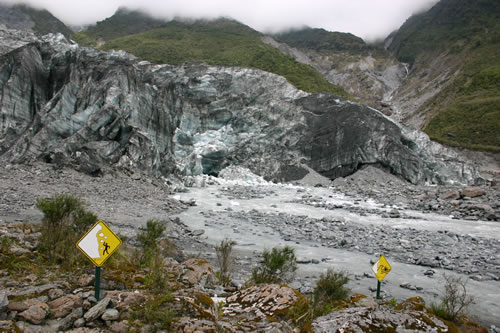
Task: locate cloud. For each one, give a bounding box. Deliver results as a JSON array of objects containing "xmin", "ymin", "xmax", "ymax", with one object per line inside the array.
[{"xmin": 0, "ymin": 0, "xmax": 439, "ymax": 40}]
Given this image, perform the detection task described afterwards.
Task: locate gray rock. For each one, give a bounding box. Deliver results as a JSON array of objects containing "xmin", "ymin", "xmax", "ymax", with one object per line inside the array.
[
  {"xmin": 73, "ymin": 317, "xmax": 85, "ymax": 328},
  {"xmin": 83, "ymin": 297, "xmax": 110, "ymax": 322},
  {"xmin": 0, "ymin": 291, "xmax": 7, "ymax": 313},
  {"xmin": 57, "ymin": 307, "xmax": 83, "ymax": 331},
  {"xmin": 0, "ymin": 34, "xmax": 480, "ymax": 185},
  {"xmin": 101, "ymin": 308, "xmax": 120, "ymax": 321}
]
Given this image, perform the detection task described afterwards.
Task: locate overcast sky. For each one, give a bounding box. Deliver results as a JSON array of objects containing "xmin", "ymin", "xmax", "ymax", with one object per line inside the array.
[{"xmin": 1, "ymin": 0, "xmax": 440, "ymax": 41}]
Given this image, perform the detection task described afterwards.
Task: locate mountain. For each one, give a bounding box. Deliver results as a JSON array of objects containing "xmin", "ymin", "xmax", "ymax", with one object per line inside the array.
[
  {"xmin": 386, "ymin": 0, "xmax": 500, "ymax": 152},
  {"xmin": 266, "ymin": 28, "xmax": 406, "ymax": 111},
  {"xmin": 71, "ymin": 7, "xmax": 166, "ymax": 44},
  {"xmin": 0, "ymin": 3, "xmax": 72, "ymax": 37},
  {"xmin": 0, "ymin": 35, "xmax": 478, "ymax": 185},
  {"xmin": 73, "ymin": 11, "xmax": 350, "ymax": 98}
]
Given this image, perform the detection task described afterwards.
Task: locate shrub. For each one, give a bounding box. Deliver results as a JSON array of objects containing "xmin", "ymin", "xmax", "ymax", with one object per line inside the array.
[
  {"xmin": 137, "ymin": 219, "xmax": 166, "ymax": 266},
  {"xmin": 131, "ymin": 294, "xmax": 176, "ymax": 330},
  {"xmin": 431, "ymin": 273, "xmax": 475, "ymax": 321},
  {"xmin": 36, "ymin": 194, "xmax": 97, "ymax": 265},
  {"xmin": 251, "ymin": 246, "xmax": 297, "ymax": 284},
  {"xmin": 313, "ymin": 269, "xmax": 350, "ymax": 304},
  {"xmin": 215, "ymin": 238, "xmax": 236, "ymax": 286}
]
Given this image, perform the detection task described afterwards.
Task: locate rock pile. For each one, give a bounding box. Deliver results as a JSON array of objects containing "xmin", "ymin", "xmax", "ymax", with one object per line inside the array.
[{"xmin": 200, "ymin": 196, "xmax": 500, "ymax": 281}]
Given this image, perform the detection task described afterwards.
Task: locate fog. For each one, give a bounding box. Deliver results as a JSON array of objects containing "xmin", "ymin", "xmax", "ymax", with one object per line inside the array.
[{"xmin": 0, "ymin": 0, "xmax": 440, "ymax": 40}]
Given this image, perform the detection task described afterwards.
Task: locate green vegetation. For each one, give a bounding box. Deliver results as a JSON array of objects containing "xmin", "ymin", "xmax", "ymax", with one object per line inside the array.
[
  {"xmin": 14, "ymin": 4, "xmax": 73, "ymax": 37},
  {"xmin": 431, "ymin": 274, "xmax": 474, "ymax": 322},
  {"xmin": 72, "ymin": 8, "xmax": 166, "ymax": 44},
  {"xmin": 288, "ymin": 268, "xmax": 350, "ymax": 331},
  {"xmin": 387, "ymin": 0, "xmax": 500, "ymax": 151},
  {"xmin": 423, "ymin": 39, "xmax": 500, "ymax": 151},
  {"xmin": 130, "ymin": 294, "xmax": 176, "ymax": 331},
  {"xmin": 250, "ymin": 246, "xmax": 297, "ymax": 284},
  {"xmin": 215, "ymin": 238, "xmax": 236, "ymax": 286},
  {"xmin": 274, "ymin": 28, "xmax": 372, "ymax": 55},
  {"xmin": 137, "ymin": 219, "xmax": 166, "ymax": 267},
  {"xmin": 312, "ymin": 269, "xmax": 350, "ymax": 310},
  {"xmin": 36, "ymin": 194, "xmax": 97, "ymax": 266},
  {"xmin": 74, "ymin": 18, "xmax": 350, "ymax": 98},
  {"xmin": 389, "ymin": 0, "xmax": 500, "ymax": 64}
]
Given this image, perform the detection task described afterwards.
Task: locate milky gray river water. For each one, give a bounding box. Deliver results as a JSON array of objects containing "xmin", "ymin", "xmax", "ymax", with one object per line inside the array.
[{"xmin": 174, "ymin": 179, "xmax": 500, "ymax": 327}]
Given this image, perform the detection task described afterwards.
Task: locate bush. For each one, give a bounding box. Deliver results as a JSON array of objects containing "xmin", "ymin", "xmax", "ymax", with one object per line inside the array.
[
  {"xmin": 431, "ymin": 273, "xmax": 475, "ymax": 321},
  {"xmin": 215, "ymin": 238, "xmax": 236, "ymax": 286},
  {"xmin": 251, "ymin": 246, "xmax": 297, "ymax": 284},
  {"xmin": 313, "ymin": 269, "xmax": 350, "ymax": 305},
  {"xmin": 137, "ymin": 219, "xmax": 166, "ymax": 266},
  {"xmin": 36, "ymin": 194, "xmax": 97, "ymax": 265}
]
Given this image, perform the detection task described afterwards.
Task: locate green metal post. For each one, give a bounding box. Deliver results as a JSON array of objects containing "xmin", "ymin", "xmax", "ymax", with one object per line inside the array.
[
  {"xmin": 376, "ymin": 281, "xmax": 381, "ymax": 299},
  {"xmin": 95, "ymin": 266, "xmax": 101, "ymax": 301}
]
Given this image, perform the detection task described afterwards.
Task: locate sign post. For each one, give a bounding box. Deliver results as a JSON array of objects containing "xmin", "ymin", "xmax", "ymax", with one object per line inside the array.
[
  {"xmin": 371, "ymin": 255, "xmax": 392, "ymax": 299},
  {"xmin": 76, "ymin": 220, "xmax": 122, "ymax": 301}
]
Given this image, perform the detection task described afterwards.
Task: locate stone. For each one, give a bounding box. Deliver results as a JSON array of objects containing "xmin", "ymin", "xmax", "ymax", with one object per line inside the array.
[
  {"xmin": 440, "ymin": 190, "xmax": 461, "ymax": 200},
  {"xmin": 57, "ymin": 307, "xmax": 84, "ymax": 331},
  {"xmin": 109, "ymin": 320, "xmax": 129, "ymax": 333},
  {"xmin": 312, "ymin": 305, "xmax": 448, "ymax": 332},
  {"xmin": 106, "ymin": 291, "xmax": 147, "ymax": 309},
  {"xmin": 224, "ymin": 284, "xmax": 299, "ymax": 320},
  {"xmin": 0, "ymin": 291, "xmax": 7, "ymax": 313},
  {"xmin": 462, "ymin": 187, "xmax": 486, "ymax": 198},
  {"xmin": 83, "ymin": 297, "xmax": 110, "ymax": 322},
  {"xmin": 48, "ymin": 295, "xmax": 82, "ymax": 318},
  {"xmin": 77, "ymin": 274, "xmax": 94, "ymax": 287},
  {"xmin": 48, "ymin": 288, "xmax": 65, "ymax": 300},
  {"xmin": 18, "ymin": 302, "xmax": 49, "ymax": 325},
  {"xmin": 181, "ymin": 258, "xmax": 217, "ymax": 289},
  {"xmin": 101, "ymin": 308, "xmax": 120, "ymax": 321},
  {"xmin": 73, "ymin": 317, "xmax": 85, "ymax": 328},
  {"xmin": 8, "ymin": 301, "xmax": 29, "ymax": 312}
]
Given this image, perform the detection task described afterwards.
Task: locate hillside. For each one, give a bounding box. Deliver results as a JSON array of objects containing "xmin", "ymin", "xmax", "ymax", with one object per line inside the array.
[
  {"xmin": 0, "ymin": 4, "xmax": 72, "ymax": 37},
  {"xmin": 387, "ymin": 0, "xmax": 500, "ymax": 152},
  {"xmin": 73, "ymin": 13, "xmax": 350, "ymax": 98},
  {"xmin": 72, "ymin": 7, "xmax": 166, "ymax": 44},
  {"xmin": 266, "ymin": 28, "xmax": 404, "ymax": 110},
  {"xmin": 274, "ymin": 28, "xmax": 370, "ymax": 55}
]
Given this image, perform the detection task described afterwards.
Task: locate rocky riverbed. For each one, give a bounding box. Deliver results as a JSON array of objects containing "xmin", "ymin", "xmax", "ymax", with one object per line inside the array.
[{"xmin": 1, "ymin": 161, "xmax": 500, "ymax": 328}]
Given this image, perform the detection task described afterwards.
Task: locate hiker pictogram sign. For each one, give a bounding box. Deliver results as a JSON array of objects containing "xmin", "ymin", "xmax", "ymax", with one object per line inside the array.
[
  {"xmin": 76, "ymin": 220, "xmax": 122, "ymax": 267},
  {"xmin": 371, "ymin": 255, "xmax": 392, "ymax": 282}
]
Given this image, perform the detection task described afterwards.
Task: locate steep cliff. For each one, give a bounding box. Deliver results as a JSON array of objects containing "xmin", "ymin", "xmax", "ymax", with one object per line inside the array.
[{"xmin": 0, "ymin": 35, "xmax": 478, "ymax": 184}]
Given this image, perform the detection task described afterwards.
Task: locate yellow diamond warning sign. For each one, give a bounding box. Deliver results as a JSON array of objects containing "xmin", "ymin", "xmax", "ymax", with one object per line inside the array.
[
  {"xmin": 372, "ymin": 255, "xmax": 392, "ymax": 282},
  {"xmin": 76, "ymin": 220, "xmax": 122, "ymax": 267}
]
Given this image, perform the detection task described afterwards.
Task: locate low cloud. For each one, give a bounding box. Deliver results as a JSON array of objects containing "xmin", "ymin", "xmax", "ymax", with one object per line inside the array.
[{"xmin": 0, "ymin": 0, "xmax": 439, "ymax": 40}]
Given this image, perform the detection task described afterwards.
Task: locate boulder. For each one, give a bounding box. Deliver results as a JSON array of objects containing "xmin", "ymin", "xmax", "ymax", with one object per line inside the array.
[
  {"xmin": 439, "ymin": 190, "xmax": 461, "ymax": 200},
  {"xmin": 312, "ymin": 305, "xmax": 448, "ymax": 332},
  {"xmin": 106, "ymin": 291, "xmax": 146, "ymax": 309},
  {"xmin": 83, "ymin": 297, "xmax": 110, "ymax": 322},
  {"xmin": 48, "ymin": 295, "xmax": 82, "ymax": 318},
  {"xmin": 462, "ymin": 187, "xmax": 486, "ymax": 198},
  {"xmin": 224, "ymin": 284, "xmax": 299, "ymax": 320},
  {"xmin": 57, "ymin": 307, "xmax": 84, "ymax": 331},
  {"xmin": 181, "ymin": 259, "xmax": 217, "ymax": 289},
  {"xmin": 101, "ymin": 308, "xmax": 120, "ymax": 321},
  {"xmin": 18, "ymin": 302, "xmax": 49, "ymax": 325}
]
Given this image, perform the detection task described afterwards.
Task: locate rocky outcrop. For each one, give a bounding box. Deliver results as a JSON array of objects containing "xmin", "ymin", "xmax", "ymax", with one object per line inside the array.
[
  {"xmin": 0, "ymin": 34, "xmax": 480, "ymax": 184},
  {"xmin": 0, "ymin": 24, "xmax": 37, "ymax": 55},
  {"xmin": 312, "ymin": 305, "xmax": 449, "ymax": 332},
  {"xmin": 262, "ymin": 36, "xmax": 407, "ymax": 113}
]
